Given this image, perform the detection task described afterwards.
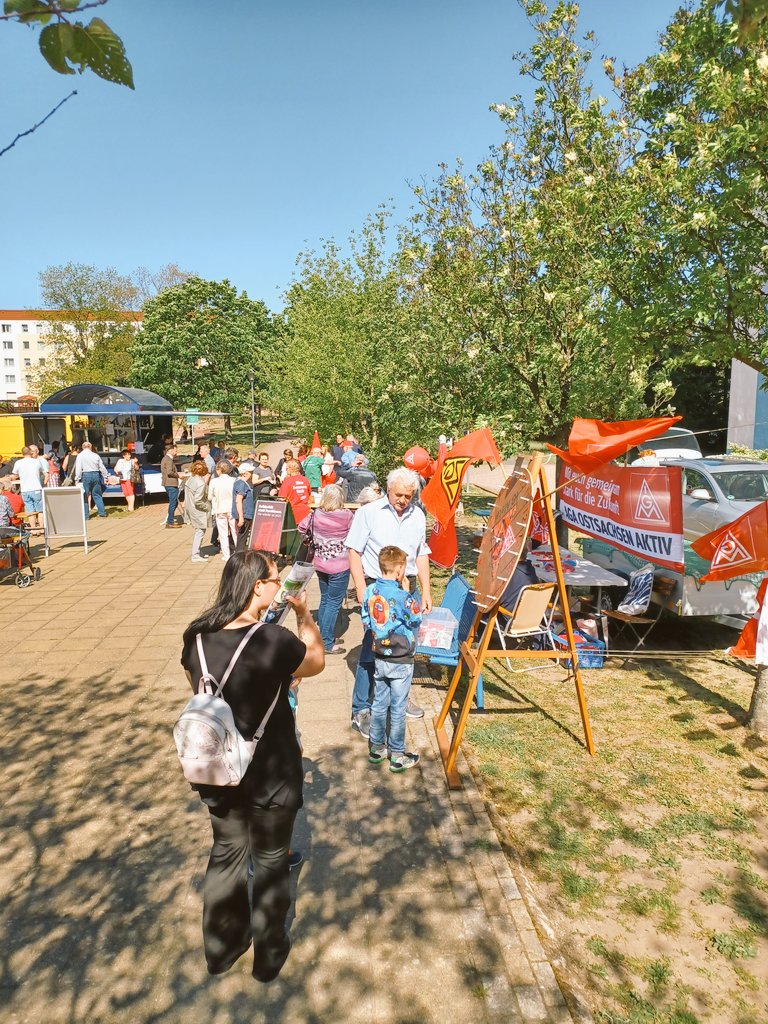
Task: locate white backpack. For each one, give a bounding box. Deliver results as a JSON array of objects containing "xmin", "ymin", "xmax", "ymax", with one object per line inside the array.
[{"xmin": 173, "ymin": 623, "xmax": 282, "ymax": 786}]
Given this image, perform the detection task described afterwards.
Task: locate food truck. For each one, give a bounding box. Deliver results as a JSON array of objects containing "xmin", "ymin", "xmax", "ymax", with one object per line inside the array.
[{"xmin": 1, "ymin": 385, "xmax": 222, "ymax": 497}]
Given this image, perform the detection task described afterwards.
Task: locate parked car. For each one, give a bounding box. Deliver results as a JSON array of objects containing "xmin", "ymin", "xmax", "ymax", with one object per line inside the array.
[
  {"xmin": 628, "ymin": 426, "xmax": 702, "ymax": 463},
  {"xmin": 665, "ymin": 457, "xmax": 768, "ymax": 542}
]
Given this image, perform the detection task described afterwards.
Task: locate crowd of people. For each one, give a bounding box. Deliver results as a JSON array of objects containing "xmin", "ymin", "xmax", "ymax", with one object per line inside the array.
[{"xmin": 177, "ymin": 427, "xmax": 433, "ymax": 984}]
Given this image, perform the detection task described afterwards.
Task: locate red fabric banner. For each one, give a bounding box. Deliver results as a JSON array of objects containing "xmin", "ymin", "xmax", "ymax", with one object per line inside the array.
[
  {"xmin": 726, "ymin": 578, "xmax": 768, "ymax": 658},
  {"xmin": 692, "ymin": 500, "xmax": 768, "ymax": 582},
  {"xmin": 428, "ymin": 517, "xmax": 459, "ymax": 569},
  {"xmin": 421, "ymin": 428, "xmax": 502, "ymax": 526},
  {"xmin": 558, "ymin": 462, "xmax": 684, "ymax": 572},
  {"xmin": 547, "ymin": 416, "xmax": 682, "ymax": 475}
]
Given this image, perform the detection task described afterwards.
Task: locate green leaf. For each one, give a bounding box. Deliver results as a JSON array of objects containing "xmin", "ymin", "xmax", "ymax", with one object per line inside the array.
[
  {"xmin": 38, "ymin": 23, "xmax": 75, "ymax": 75},
  {"xmin": 4, "ymin": 0, "xmax": 52, "ymax": 24},
  {"xmin": 75, "ymin": 18, "xmax": 135, "ymax": 89},
  {"xmin": 57, "ymin": 0, "xmax": 83, "ymax": 8}
]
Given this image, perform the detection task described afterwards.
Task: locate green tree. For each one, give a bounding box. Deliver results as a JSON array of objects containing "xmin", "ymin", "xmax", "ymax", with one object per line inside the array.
[
  {"xmin": 277, "ymin": 210, "xmax": 466, "ymax": 473},
  {"xmin": 619, "ymin": 0, "xmax": 768, "ymax": 375},
  {"xmin": 409, "ymin": 1, "xmax": 671, "ymax": 449},
  {"xmin": 29, "ymin": 261, "xmax": 139, "ymax": 396},
  {"xmin": 131, "ymin": 277, "xmax": 278, "ymax": 413}
]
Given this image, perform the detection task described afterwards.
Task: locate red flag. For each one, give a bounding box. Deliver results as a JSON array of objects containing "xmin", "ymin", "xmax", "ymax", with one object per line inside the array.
[
  {"xmin": 530, "ymin": 498, "xmax": 550, "ymax": 545},
  {"xmin": 692, "ymin": 501, "xmax": 768, "ymax": 581},
  {"xmin": 421, "ymin": 428, "xmax": 502, "ymax": 526},
  {"xmin": 727, "ymin": 579, "xmax": 768, "ymax": 658},
  {"xmin": 546, "ymin": 416, "xmax": 682, "ymax": 475},
  {"xmin": 428, "ymin": 517, "xmax": 459, "ymax": 569},
  {"xmin": 311, "ymin": 430, "xmax": 321, "ymax": 449}
]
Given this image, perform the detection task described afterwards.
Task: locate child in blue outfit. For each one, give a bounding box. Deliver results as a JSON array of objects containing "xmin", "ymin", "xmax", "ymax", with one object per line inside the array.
[{"xmin": 361, "ymin": 545, "xmax": 422, "ymax": 772}]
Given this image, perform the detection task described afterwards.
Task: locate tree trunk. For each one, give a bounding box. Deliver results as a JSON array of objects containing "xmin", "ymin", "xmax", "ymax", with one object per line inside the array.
[{"xmin": 747, "ymin": 665, "xmax": 768, "ymax": 736}]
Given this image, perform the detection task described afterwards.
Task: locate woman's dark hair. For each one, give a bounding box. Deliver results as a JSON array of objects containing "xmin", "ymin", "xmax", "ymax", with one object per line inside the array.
[{"xmin": 183, "ymin": 549, "xmax": 276, "ymax": 645}]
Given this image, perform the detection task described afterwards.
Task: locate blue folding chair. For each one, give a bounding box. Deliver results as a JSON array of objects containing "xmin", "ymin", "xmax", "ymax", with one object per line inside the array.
[{"xmin": 415, "ymin": 572, "xmax": 485, "ymax": 709}]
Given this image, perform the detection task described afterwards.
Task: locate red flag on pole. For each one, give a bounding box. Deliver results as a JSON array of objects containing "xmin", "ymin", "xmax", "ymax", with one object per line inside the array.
[
  {"xmin": 421, "ymin": 428, "xmax": 502, "ymax": 526},
  {"xmin": 726, "ymin": 578, "xmax": 768, "ymax": 658},
  {"xmin": 692, "ymin": 501, "xmax": 768, "ymax": 582},
  {"xmin": 311, "ymin": 430, "xmax": 321, "ymax": 449},
  {"xmin": 546, "ymin": 416, "xmax": 682, "ymax": 475},
  {"xmin": 428, "ymin": 517, "xmax": 459, "ymax": 569}
]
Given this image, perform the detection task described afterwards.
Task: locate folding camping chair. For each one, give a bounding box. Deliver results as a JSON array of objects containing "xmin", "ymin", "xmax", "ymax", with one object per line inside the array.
[
  {"xmin": 604, "ymin": 563, "xmax": 675, "ymax": 653},
  {"xmin": 415, "ymin": 572, "xmax": 486, "ymax": 709},
  {"xmin": 494, "ymin": 582, "xmax": 558, "ymax": 669}
]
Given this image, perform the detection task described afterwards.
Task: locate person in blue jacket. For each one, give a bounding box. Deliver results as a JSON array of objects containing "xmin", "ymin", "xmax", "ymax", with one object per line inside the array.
[{"xmin": 361, "ymin": 545, "xmax": 422, "ymax": 772}]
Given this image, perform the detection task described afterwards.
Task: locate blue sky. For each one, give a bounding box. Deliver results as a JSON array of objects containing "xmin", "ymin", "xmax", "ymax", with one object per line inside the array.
[{"xmin": 0, "ymin": 0, "xmax": 683, "ymax": 311}]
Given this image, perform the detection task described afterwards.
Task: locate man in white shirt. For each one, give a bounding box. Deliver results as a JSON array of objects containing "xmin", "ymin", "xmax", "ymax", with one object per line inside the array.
[
  {"xmin": 10, "ymin": 446, "xmax": 48, "ymax": 531},
  {"xmin": 346, "ymin": 466, "xmax": 433, "ymax": 736},
  {"xmin": 74, "ymin": 441, "xmax": 109, "ymax": 518}
]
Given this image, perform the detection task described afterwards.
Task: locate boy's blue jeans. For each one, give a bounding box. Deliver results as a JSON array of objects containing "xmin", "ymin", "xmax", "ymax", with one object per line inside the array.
[{"xmin": 369, "ymin": 659, "xmax": 414, "ymax": 754}]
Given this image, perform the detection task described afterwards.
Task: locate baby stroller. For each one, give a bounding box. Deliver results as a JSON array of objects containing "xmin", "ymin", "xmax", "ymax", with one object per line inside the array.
[{"xmin": 0, "ymin": 518, "xmax": 42, "ymax": 588}]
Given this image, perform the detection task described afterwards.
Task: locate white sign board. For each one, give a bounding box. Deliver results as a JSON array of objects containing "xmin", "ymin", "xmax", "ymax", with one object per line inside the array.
[{"xmin": 43, "ymin": 486, "xmax": 89, "ymax": 556}]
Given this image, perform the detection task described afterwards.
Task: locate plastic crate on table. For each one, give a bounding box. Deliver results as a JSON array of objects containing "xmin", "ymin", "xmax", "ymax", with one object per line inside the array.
[
  {"xmin": 417, "ymin": 607, "xmax": 458, "ymax": 650},
  {"xmin": 551, "ymin": 628, "xmax": 605, "ymax": 669}
]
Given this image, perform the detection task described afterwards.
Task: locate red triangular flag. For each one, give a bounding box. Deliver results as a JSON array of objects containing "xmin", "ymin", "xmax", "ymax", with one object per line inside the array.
[
  {"xmin": 546, "ymin": 416, "xmax": 682, "ymax": 475},
  {"xmin": 421, "ymin": 428, "xmax": 502, "ymax": 526},
  {"xmin": 692, "ymin": 501, "xmax": 768, "ymax": 582},
  {"xmin": 428, "ymin": 517, "xmax": 459, "ymax": 569},
  {"xmin": 311, "ymin": 430, "xmax": 321, "ymax": 449},
  {"xmin": 726, "ymin": 578, "xmax": 768, "ymax": 658}
]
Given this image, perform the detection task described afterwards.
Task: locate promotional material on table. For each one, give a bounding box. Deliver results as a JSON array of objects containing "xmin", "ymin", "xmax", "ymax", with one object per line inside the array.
[
  {"xmin": 558, "ymin": 463, "xmax": 684, "ymax": 573},
  {"xmin": 263, "ymin": 561, "xmax": 315, "ymax": 625}
]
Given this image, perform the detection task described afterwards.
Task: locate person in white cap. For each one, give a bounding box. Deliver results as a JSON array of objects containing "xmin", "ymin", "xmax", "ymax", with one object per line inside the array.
[{"xmin": 233, "ymin": 462, "xmax": 256, "ymax": 552}]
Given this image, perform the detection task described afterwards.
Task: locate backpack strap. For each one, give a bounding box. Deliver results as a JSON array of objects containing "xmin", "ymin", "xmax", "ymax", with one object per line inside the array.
[
  {"xmin": 195, "ymin": 622, "xmax": 262, "ymax": 696},
  {"xmin": 249, "ymin": 682, "xmax": 283, "ymax": 743}
]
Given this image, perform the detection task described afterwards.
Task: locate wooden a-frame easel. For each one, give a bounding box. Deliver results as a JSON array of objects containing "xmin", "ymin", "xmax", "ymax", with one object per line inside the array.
[{"xmin": 433, "ymin": 453, "xmax": 596, "ymax": 789}]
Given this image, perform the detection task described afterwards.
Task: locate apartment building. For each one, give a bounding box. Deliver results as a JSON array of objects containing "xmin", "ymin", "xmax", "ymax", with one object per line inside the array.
[
  {"xmin": 0, "ymin": 310, "xmax": 143, "ymax": 402},
  {"xmin": 0, "ymin": 311, "xmax": 53, "ymax": 401}
]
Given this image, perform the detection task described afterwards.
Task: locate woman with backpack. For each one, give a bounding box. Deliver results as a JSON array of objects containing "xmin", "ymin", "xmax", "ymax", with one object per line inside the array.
[{"xmin": 180, "ymin": 550, "xmax": 324, "ymax": 982}]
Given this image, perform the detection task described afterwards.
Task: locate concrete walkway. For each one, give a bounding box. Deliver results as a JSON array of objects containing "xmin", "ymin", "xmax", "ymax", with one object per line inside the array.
[{"xmin": 0, "ymin": 469, "xmax": 575, "ymax": 1023}]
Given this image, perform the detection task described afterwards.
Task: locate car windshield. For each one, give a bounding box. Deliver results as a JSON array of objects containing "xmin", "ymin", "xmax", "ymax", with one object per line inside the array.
[{"xmin": 711, "ymin": 470, "xmax": 768, "ymax": 502}]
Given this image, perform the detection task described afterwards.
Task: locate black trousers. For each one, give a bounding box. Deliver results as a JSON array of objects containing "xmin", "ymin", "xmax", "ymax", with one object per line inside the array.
[{"xmin": 204, "ymin": 799, "xmax": 297, "ymax": 981}]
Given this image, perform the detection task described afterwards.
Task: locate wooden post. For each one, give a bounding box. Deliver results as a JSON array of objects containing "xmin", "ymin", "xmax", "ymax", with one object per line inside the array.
[{"xmin": 432, "ymin": 454, "xmax": 596, "ymax": 790}]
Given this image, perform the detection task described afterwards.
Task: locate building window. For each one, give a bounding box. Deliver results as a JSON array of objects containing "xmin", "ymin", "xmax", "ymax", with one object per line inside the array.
[
  {"xmin": 4, "ymin": 358, "xmax": 13, "ymax": 367},
  {"xmin": 2, "ymin": 340, "xmax": 11, "ymax": 350},
  {"xmin": 36, "ymin": 323, "xmax": 43, "ymax": 331},
  {"xmin": 23, "ymin": 340, "xmax": 29, "ymax": 349},
  {"xmin": 38, "ymin": 357, "xmax": 45, "ymax": 366},
  {"xmin": 5, "ymin": 375, "xmax": 15, "ymax": 383},
  {"xmin": 1, "ymin": 324, "xmax": 10, "ymax": 333},
  {"xmin": 24, "ymin": 358, "xmax": 31, "ymax": 367},
  {"xmin": 21, "ymin": 324, "xmax": 28, "ymax": 333}
]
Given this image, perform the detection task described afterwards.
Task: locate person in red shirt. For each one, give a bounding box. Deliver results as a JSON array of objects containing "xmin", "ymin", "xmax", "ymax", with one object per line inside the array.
[
  {"xmin": 4, "ymin": 487, "xmax": 24, "ymax": 526},
  {"xmin": 278, "ymin": 460, "xmax": 312, "ymax": 525}
]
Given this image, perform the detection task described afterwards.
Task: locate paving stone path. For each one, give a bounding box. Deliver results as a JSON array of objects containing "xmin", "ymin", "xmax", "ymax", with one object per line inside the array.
[{"xmin": 1, "ymin": 454, "xmax": 577, "ymax": 1024}]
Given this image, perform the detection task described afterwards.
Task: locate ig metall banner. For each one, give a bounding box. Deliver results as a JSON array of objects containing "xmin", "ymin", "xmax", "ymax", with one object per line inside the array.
[{"xmin": 558, "ymin": 463, "xmax": 684, "ymax": 572}]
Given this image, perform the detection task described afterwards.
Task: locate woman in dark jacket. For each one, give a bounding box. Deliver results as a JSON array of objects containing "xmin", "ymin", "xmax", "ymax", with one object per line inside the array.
[{"xmin": 181, "ymin": 549, "xmax": 324, "ymax": 981}]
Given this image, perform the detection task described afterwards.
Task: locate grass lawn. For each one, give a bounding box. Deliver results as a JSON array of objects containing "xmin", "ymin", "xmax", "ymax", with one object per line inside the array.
[{"xmin": 428, "ymin": 498, "xmax": 768, "ymax": 1024}]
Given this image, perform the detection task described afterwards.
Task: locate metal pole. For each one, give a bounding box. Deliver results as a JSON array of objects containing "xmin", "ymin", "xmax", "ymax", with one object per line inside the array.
[{"xmin": 250, "ymin": 375, "xmax": 256, "ymax": 448}]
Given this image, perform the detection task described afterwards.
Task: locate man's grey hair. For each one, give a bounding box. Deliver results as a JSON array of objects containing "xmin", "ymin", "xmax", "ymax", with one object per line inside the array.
[
  {"xmin": 386, "ymin": 467, "xmax": 419, "ymax": 492},
  {"xmin": 82, "ymin": 441, "xmax": 93, "ymax": 450},
  {"xmin": 356, "ymin": 486, "xmax": 382, "ymax": 505}
]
